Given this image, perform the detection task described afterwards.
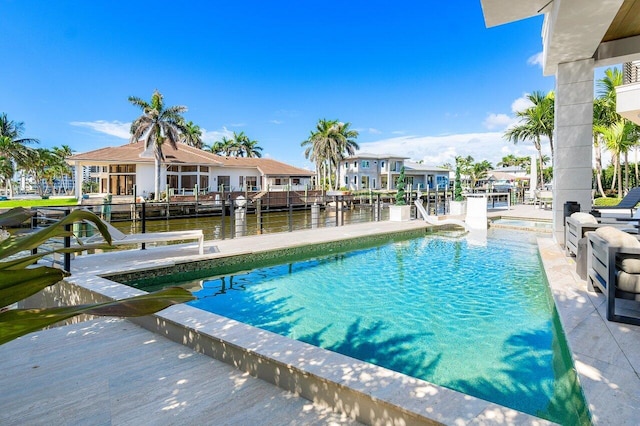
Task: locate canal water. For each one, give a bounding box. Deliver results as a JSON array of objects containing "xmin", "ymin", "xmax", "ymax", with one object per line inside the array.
[{"xmin": 110, "ymin": 205, "xmax": 391, "ymax": 241}]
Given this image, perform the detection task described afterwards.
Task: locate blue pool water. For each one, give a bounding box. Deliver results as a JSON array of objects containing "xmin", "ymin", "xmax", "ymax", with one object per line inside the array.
[{"xmin": 161, "ymin": 230, "xmax": 588, "ymax": 423}]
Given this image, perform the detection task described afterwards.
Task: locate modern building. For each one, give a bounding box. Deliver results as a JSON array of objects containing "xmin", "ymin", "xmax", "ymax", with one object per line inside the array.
[
  {"xmin": 67, "ymin": 142, "xmax": 313, "ymax": 198},
  {"xmin": 480, "ymin": 0, "xmax": 640, "ymax": 243},
  {"xmin": 337, "ymin": 153, "xmax": 450, "ymax": 191}
]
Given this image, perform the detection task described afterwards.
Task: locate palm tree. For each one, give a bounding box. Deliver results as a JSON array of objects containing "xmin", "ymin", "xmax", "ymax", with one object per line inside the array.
[
  {"xmin": 226, "ymin": 131, "xmax": 263, "ymax": 158},
  {"xmin": 0, "ymin": 113, "xmax": 39, "ymax": 197},
  {"xmin": 503, "ymin": 91, "xmax": 554, "ymax": 190},
  {"xmin": 52, "ymin": 145, "xmax": 73, "ymax": 194},
  {"xmin": 497, "ymin": 154, "xmax": 519, "ymax": 168},
  {"xmin": 301, "ymin": 119, "xmax": 359, "ymax": 190},
  {"xmin": 128, "ymin": 90, "xmax": 187, "ymax": 201},
  {"xmin": 469, "ymin": 160, "xmax": 493, "ymax": 189},
  {"xmin": 208, "ymin": 136, "xmax": 238, "ymax": 156},
  {"xmin": 180, "ymin": 121, "xmax": 203, "ymax": 149},
  {"xmin": 21, "ymin": 148, "xmax": 56, "ymax": 196},
  {"xmin": 0, "ymin": 156, "xmax": 14, "ymax": 195},
  {"xmin": 595, "ymin": 121, "xmax": 636, "ymax": 198},
  {"xmin": 332, "ymin": 122, "xmax": 359, "ymax": 190}
]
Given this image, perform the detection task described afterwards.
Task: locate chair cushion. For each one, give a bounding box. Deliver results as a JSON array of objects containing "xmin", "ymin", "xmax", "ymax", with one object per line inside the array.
[
  {"xmin": 616, "ymin": 255, "xmax": 640, "ymax": 274},
  {"xmin": 570, "ymin": 212, "xmax": 598, "ymax": 224},
  {"xmin": 616, "ymin": 271, "xmax": 640, "ymax": 294},
  {"xmin": 595, "ymin": 226, "xmax": 640, "ymax": 248}
]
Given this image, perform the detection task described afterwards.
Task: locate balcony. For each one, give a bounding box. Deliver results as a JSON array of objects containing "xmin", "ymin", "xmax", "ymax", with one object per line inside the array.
[{"xmin": 616, "ymin": 61, "xmax": 640, "ymax": 125}]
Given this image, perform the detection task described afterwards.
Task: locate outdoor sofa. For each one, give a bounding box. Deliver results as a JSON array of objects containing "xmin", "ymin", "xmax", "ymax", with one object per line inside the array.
[{"xmin": 587, "ymin": 226, "xmax": 640, "ymax": 325}]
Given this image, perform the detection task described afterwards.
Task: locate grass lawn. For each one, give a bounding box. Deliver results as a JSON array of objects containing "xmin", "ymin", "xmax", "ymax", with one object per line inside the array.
[
  {"xmin": 0, "ymin": 198, "xmax": 78, "ymax": 208},
  {"xmin": 593, "ymin": 197, "xmax": 625, "ymax": 207}
]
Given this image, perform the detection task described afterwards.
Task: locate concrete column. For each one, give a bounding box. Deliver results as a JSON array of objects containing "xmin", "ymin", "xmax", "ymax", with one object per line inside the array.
[
  {"xmin": 74, "ymin": 162, "xmax": 83, "ymax": 199},
  {"xmin": 554, "ymin": 59, "xmax": 594, "ymax": 244}
]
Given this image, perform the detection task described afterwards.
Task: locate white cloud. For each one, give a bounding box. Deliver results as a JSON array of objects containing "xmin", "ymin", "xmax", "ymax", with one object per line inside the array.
[
  {"xmin": 70, "ymin": 120, "xmax": 131, "ymax": 139},
  {"xmin": 359, "ymin": 132, "xmax": 550, "ymax": 168},
  {"xmin": 391, "ymin": 130, "xmax": 406, "ymax": 135},
  {"xmin": 270, "ymin": 120, "xmax": 283, "ymax": 125},
  {"xmin": 527, "ymin": 52, "xmax": 543, "ymax": 68},
  {"xmin": 511, "ymin": 94, "xmax": 532, "ymax": 113},
  {"xmin": 368, "ymin": 128, "xmax": 381, "ymax": 135},
  {"xmin": 482, "ymin": 113, "xmax": 516, "ymax": 130},
  {"xmin": 201, "ymin": 126, "xmax": 233, "ymax": 144}
]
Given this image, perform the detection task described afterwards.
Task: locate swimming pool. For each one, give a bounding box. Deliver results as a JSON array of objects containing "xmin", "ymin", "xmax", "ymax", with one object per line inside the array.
[
  {"xmin": 130, "ymin": 229, "xmax": 588, "ymax": 424},
  {"xmin": 490, "ymin": 217, "xmax": 553, "ymax": 232}
]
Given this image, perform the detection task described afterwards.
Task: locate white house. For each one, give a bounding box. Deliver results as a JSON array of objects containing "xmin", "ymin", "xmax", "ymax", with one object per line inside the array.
[
  {"xmin": 67, "ymin": 142, "xmax": 313, "ymax": 198},
  {"xmin": 337, "ymin": 153, "xmax": 450, "ymax": 191}
]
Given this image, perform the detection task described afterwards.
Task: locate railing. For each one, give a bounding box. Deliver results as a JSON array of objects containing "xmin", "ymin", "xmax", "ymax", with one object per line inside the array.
[{"xmin": 623, "ymin": 61, "xmax": 640, "ymax": 85}]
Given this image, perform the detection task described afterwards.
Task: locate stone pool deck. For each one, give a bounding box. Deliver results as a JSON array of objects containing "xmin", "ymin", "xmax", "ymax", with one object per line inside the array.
[{"xmin": 1, "ymin": 205, "xmax": 635, "ymax": 424}]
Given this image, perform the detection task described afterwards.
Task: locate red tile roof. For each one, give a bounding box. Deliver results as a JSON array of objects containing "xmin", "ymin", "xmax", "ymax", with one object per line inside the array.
[{"xmin": 68, "ymin": 142, "xmax": 312, "ymax": 176}]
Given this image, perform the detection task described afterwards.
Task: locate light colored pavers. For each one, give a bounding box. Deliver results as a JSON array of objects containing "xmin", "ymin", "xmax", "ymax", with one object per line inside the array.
[
  {"xmin": 538, "ymin": 237, "xmax": 640, "ymax": 425},
  {"xmin": 0, "ymin": 318, "xmax": 358, "ymax": 426}
]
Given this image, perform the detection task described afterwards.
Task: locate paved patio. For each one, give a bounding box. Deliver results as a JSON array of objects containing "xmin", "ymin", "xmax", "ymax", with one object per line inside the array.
[{"xmin": 2, "ymin": 205, "xmax": 637, "ymax": 424}]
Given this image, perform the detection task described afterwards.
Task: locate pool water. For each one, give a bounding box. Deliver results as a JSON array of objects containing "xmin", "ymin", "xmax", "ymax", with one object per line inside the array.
[
  {"xmin": 491, "ymin": 218, "xmax": 553, "ymax": 230},
  {"xmin": 141, "ymin": 230, "xmax": 589, "ymax": 424}
]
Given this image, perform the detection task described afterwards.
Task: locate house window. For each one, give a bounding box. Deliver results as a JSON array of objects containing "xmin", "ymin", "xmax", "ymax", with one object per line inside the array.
[
  {"xmin": 354, "ymin": 161, "xmax": 357, "ymax": 168},
  {"xmin": 361, "ymin": 160, "xmax": 370, "ymax": 168},
  {"xmin": 292, "ymin": 178, "xmax": 300, "ymax": 184},
  {"xmin": 345, "ymin": 162, "xmax": 348, "ymax": 169},
  {"xmin": 200, "ymin": 175, "xmax": 209, "ymax": 190},
  {"xmin": 181, "ymin": 165, "xmax": 197, "ymax": 172},
  {"xmin": 353, "ymin": 176, "xmax": 357, "ymax": 184},
  {"xmin": 381, "ymin": 161, "xmax": 385, "ymax": 168},
  {"xmin": 167, "ymin": 165, "xmax": 179, "ymax": 172},
  {"xmin": 239, "ymin": 176, "xmax": 244, "ymax": 187},
  {"xmin": 109, "ymin": 164, "xmax": 136, "ymax": 173},
  {"xmin": 167, "ymin": 175, "xmax": 178, "ymax": 189},
  {"xmin": 182, "ymin": 175, "xmax": 197, "ymax": 189},
  {"xmin": 200, "ymin": 166, "xmax": 209, "ymax": 172},
  {"xmin": 218, "ymin": 176, "xmax": 230, "ymax": 191},
  {"xmin": 245, "ymin": 176, "xmax": 257, "ymax": 190}
]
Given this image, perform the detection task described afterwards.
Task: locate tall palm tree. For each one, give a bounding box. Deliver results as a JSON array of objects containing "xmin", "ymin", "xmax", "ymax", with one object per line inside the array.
[
  {"xmin": 331, "ymin": 122, "xmax": 359, "ymax": 190},
  {"xmin": 180, "ymin": 121, "xmax": 203, "ymax": 149},
  {"xmin": 128, "ymin": 90, "xmax": 187, "ymax": 201},
  {"xmin": 0, "ymin": 113, "xmax": 39, "ymax": 197},
  {"xmin": 503, "ymin": 90, "xmax": 554, "ymax": 190},
  {"xmin": 301, "ymin": 119, "xmax": 334, "ymax": 189},
  {"xmin": 237, "ymin": 133, "xmax": 263, "ymax": 158},
  {"xmin": 51, "ymin": 145, "xmax": 73, "ymax": 194},
  {"xmin": 595, "ymin": 121, "xmax": 636, "ymax": 198},
  {"xmin": 301, "ymin": 119, "xmax": 359, "ymax": 190},
  {"xmin": 22, "ymin": 148, "xmax": 56, "ymax": 196}
]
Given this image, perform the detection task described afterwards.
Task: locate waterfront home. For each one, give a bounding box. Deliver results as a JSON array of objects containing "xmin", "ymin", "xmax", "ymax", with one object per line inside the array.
[
  {"xmin": 338, "ymin": 153, "xmax": 450, "ymax": 191},
  {"xmin": 67, "ymin": 142, "xmax": 313, "ymax": 198}
]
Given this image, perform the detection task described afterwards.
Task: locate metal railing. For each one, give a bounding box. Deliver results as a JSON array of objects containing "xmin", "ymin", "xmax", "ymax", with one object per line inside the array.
[{"xmin": 623, "ymin": 61, "xmax": 640, "ymax": 85}]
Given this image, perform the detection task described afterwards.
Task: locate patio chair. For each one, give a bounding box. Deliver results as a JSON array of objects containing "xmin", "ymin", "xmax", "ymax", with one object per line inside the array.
[
  {"xmin": 592, "ymin": 187, "xmax": 640, "ymax": 217},
  {"xmin": 565, "ymin": 212, "xmax": 636, "ymax": 256},
  {"xmin": 587, "ymin": 226, "xmax": 640, "ymax": 325},
  {"xmin": 83, "ymin": 219, "xmax": 204, "ymax": 255}
]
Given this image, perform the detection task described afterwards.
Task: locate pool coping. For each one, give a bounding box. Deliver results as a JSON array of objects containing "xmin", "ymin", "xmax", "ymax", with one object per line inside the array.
[{"xmin": 62, "ymin": 221, "xmax": 555, "ymax": 425}]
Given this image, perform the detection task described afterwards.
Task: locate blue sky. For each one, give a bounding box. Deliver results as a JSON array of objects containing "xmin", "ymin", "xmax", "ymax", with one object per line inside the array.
[{"xmin": 1, "ymin": 1, "xmax": 556, "ymax": 169}]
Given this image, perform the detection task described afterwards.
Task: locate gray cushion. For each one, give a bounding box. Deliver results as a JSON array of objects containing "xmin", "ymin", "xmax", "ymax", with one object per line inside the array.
[
  {"xmin": 571, "ymin": 212, "xmax": 598, "ymax": 224},
  {"xmin": 617, "ymin": 271, "xmax": 640, "ymax": 294},
  {"xmin": 595, "ymin": 226, "xmax": 640, "ymax": 248},
  {"xmin": 617, "ymin": 255, "xmax": 640, "ymax": 274}
]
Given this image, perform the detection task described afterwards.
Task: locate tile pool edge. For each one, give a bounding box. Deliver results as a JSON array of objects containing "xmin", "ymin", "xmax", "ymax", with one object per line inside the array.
[{"xmin": 57, "ymin": 274, "xmax": 552, "ymax": 426}]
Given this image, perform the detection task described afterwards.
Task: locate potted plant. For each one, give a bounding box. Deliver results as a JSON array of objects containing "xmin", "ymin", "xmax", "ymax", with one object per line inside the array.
[
  {"xmin": 389, "ymin": 166, "xmax": 411, "ymax": 221},
  {"xmin": 450, "ymin": 158, "xmax": 467, "ymax": 216}
]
